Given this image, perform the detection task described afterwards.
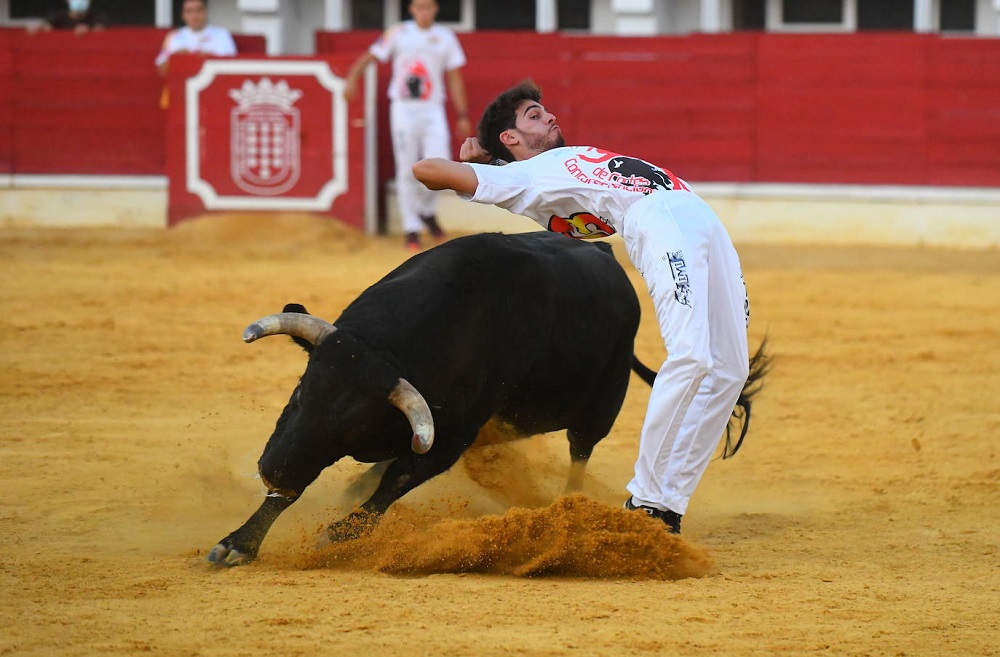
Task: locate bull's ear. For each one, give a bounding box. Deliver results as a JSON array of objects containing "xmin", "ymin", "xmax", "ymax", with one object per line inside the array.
[{"xmin": 282, "ymin": 303, "xmax": 314, "ymax": 352}]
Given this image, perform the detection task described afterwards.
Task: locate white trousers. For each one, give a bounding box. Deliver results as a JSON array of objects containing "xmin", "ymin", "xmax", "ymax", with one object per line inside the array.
[
  {"xmin": 622, "ymin": 191, "xmax": 749, "ymax": 516},
  {"xmin": 390, "ymin": 101, "xmax": 451, "ymax": 234}
]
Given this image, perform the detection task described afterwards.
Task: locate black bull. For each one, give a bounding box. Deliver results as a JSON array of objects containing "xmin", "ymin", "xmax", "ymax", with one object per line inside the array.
[{"xmin": 208, "ymin": 232, "xmax": 766, "ymax": 566}]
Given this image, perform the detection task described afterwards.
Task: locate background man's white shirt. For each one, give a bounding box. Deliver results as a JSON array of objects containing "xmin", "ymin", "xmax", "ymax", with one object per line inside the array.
[
  {"xmin": 369, "ymin": 21, "xmax": 466, "ymax": 105},
  {"xmin": 156, "ymin": 25, "xmax": 237, "ymax": 67}
]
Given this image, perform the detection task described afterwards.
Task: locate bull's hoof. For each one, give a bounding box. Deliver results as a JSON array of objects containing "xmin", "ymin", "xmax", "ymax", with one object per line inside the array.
[
  {"xmin": 207, "ymin": 539, "xmax": 255, "ymax": 567},
  {"xmin": 326, "ymin": 510, "xmax": 380, "ymax": 543}
]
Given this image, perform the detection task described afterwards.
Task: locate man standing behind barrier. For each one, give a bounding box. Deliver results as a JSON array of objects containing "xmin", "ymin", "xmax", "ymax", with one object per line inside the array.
[
  {"xmin": 345, "ymin": 0, "xmax": 473, "ymax": 252},
  {"xmin": 155, "ymin": 0, "xmax": 237, "ymax": 80}
]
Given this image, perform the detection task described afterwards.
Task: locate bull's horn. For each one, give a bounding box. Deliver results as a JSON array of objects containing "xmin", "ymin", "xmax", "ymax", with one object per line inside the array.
[
  {"xmin": 388, "ymin": 378, "xmax": 434, "ymax": 454},
  {"xmin": 242, "ymin": 312, "xmax": 337, "ymax": 345}
]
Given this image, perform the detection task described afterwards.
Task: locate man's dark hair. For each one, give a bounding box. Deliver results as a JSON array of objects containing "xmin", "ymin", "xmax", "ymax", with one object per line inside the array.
[{"xmin": 477, "ymin": 79, "xmax": 542, "ymax": 163}]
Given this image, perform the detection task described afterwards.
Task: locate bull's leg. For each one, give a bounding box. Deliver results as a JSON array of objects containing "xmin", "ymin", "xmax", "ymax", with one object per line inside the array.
[
  {"xmin": 342, "ymin": 459, "xmax": 393, "ymax": 503},
  {"xmin": 565, "ymin": 429, "xmax": 600, "ymax": 493},
  {"xmin": 326, "ymin": 431, "xmax": 476, "ymax": 542},
  {"xmin": 207, "ymin": 494, "xmax": 296, "ymax": 567},
  {"xmin": 564, "ymin": 348, "xmax": 633, "ymax": 494}
]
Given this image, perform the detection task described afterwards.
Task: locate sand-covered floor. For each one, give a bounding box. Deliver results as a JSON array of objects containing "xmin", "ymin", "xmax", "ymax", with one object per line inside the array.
[{"xmin": 1, "ymin": 215, "xmax": 997, "ymax": 656}]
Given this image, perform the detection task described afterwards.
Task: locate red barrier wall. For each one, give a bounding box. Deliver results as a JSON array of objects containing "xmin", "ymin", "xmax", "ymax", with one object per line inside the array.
[
  {"xmin": 318, "ymin": 30, "xmax": 1000, "ymax": 189},
  {"xmin": 0, "ymin": 30, "xmax": 14, "ymax": 175},
  {"xmin": 926, "ymin": 37, "xmax": 1000, "ymax": 186},
  {"xmin": 1, "ymin": 29, "xmax": 998, "ymax": 188},
  {"xmin": 0, "ymin": 28, "xmax": 265, "ymax": 176},
  {"xmin": 10, "ymin": 28, "xmax": 167, "ymax": 175},
  {"xmin": 757, "ymin": 33, "xmax": 930, "ymax": 184}
]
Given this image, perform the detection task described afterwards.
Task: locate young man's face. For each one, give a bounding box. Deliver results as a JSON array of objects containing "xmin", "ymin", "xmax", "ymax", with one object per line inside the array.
[
  {"xmin": 182, "ymin": 0, "xmax": 208, "ymax": 31},
  {"xmin": 409, "ymin": 0, "xmax": 439, "ymax": 29},
  {"xmin": 505, "ymin": 100, "xmax": 564, "ymax": 159}
]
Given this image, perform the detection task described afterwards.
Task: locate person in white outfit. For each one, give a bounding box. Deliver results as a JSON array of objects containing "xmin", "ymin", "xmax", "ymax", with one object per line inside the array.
[
  {"xmin": 155, "ymin": 0, "xmax": 236, "ymax": 109},
  {"xmin": 345, "ymin": 0, "xmax": 472, "ymax": 251},
  {"xmin": 412, "ymin": 80, "xmax": 757, "ymax": 534},
  {"xmin": 155, "ymin": 0, "xmax": 236, "ymax": 77}
]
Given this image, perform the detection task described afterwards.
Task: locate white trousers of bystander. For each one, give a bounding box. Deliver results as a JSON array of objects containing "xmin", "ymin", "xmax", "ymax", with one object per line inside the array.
[{"xmin": 390, "ymin": 100, "xmax": 451, "ymax": 234}]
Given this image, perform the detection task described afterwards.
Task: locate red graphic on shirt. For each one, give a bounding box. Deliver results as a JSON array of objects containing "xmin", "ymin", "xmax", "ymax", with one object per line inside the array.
[
  {"xmin": 403, "ymin": 61, "xmax": 432, "ymax": 100},
  {"xmin": 577, "ymin": 148, "xmax": 620, "ymax": 164},
  {"xmin": 576, "ymin": 148, "xmax": 689, "ymax": 192},
  {"xmin": 548, "ymin": 212, "xmax": 616, "ymax": 240}
]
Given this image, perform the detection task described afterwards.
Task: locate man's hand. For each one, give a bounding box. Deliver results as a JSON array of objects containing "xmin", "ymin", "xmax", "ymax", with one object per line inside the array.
[
  {"xmin": 460, "ymin": 137, "xmax": 491, "ymax": 164},
  {"xmin": 344, "ymin": 78, "xmax": 359, "ymax": 103},
  {"xmin": 455, "ymin": 116, "xmax": 473, "ymax": 140},
  {"xmin": 344, "ymin": 52, "xmax": 377, "ymax": 103}
]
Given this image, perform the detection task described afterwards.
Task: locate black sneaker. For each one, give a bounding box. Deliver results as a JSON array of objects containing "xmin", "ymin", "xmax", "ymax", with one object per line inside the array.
[
  {"xmin": 404, "ymin": 232, "xmax": 421, "ymax": 253},
  {"xmin": 624, "ymin": 498, "xmax": 682, "ymax": 534},
  {"xmin": 420, "ymin": 214, "xmax": 446, "ymax": 241}
]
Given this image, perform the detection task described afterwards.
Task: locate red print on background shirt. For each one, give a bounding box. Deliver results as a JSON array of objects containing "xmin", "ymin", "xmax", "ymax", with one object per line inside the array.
[
  {"xmin": 548, "ymin": 212, "xmax": 616, "ymax": 239},
  {"xmin": 403, "ymin": 61, "xmax": 432, "ymax": 99}
]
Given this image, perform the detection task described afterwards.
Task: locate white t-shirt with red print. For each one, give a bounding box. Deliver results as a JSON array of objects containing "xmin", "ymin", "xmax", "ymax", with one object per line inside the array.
[
  {"xmin": 369, "ymin": 21, "xmax": 466, "ymax": 105},
  {"xmin": 467, "ymin": 146, "xmax": 691, "ymax": 240}
]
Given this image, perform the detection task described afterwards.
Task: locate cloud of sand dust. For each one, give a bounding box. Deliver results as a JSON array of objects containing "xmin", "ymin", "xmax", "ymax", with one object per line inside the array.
[
  {"xmin": 329, "ymin": 423, "xmax": 622, "ymax": 517},
  {"xmin": 296, "ymin": 495, "xmax": 714, "ymax": 581}
]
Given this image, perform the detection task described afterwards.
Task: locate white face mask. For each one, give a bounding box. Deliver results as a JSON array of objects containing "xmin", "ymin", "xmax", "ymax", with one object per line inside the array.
[{"xmin": 68, "ymin": 0, "xmax": 90, "ymax": 12}]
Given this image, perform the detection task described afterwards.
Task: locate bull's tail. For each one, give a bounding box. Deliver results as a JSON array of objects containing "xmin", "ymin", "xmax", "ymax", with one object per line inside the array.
[
  {"xmin": 630, "ymin": 337, "xmax": 770, "ymax": 459},
  {"xmin": 722, "ymin": 337, "xmax": 770, "ymax": 459},
  {"xmin": 630, "ymin": 355, "xmax": 657, "ymax": 386}
]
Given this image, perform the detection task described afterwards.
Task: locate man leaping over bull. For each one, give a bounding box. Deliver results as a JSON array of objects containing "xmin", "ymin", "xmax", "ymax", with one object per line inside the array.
[{"xmin": 413, "ymin": 80, "xmax": 767, "ymax": 534}]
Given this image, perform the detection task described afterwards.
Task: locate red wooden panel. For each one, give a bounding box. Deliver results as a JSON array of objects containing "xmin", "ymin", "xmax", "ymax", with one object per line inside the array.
[
  {"xmin": 761, "ymin": 135, "xmax": 926, "ymax": 162},
  {"xmin": 12, "ymin": 28, "xmax": 994, "ymax": 186},
  {"xmin": 314, "ymin": 30, "xmax": 382, "ymax": 54},
  {"xmin": 9, "ymin": 28, "xmax": 168, "ymax": 175},
  {"xmin": 16, "ymin": 77, "xmax": 162, "ymax": 105},
  {"xmin": 14, "ymin": 126, "xmax": 164, "ymax": 173},
  {"xmin": 564, "ymin": 33, "xmax": 757, "ymax": 182},
  {"xmin": 756, "ymin": 33, "xmax": 937, "ymax": 185},
  {"xmin": 926, "ymin": 36, "xmax": 1000, "ymax": 84},
  {"xmin": 233, "ymin": 34, "xmax": 266, "ymax": 54},
  {"xmin": 455, "ymin": 30, "xmax": 561, "ymax": 58},
  {"xmin": 927, "ymin": 86, "xmax": 1000, "ymax": 113},
  {"xmin": 928, "ymin": 111, "xmax": 1000, "ymax": 140},
  {"xmin": 0, "ymin": 30, "xmax": 13, "ymax": 174},
  {"xmin": 757, "ymin": 166, "xmax": 925, "ymax": 185},
  {"xmin": 633, "ymin": 137, "xmax": 756, "ymax": 167},
  {"xmin": 759, "ymin": 89, "xmax": 925, "ymax": 139},
  {"xmin": 924, "ymin": 36, "xmax": 1000, "ymax": 185},
  {"xmin": 14, "ymin": 29, "xmax": 164, "ymax": 67},
  {"xmin": 758, "ymin": 33, "xmax": 930, "ymax": 86},
  {"xmin": 18, "ymin": 51, "xmax": 163, "ymax": 76},
  {"xmin": 924, "ymin": 166, "xmax": 1000, "ymax": 187},
  {"xmin": 927, "ymin": 140, "xmax": 1000, "ymax": 165},
  {"xmin": 567, "ymin": 35, "xmax": 758, "ymax": 85}
]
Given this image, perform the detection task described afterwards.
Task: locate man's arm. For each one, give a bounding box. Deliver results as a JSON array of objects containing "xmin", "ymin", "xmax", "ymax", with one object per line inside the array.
[
  {"xmin": 344, "ymin": 52, "xmax": 378, "ymax": 102},
  {"xmin": 445, "ymin": 68, "xmax": 472, "ymax": 138},
  {"xmin": 155, "ymin": 31, "xmax": 176, "ymax": 76},
  {"xmin": 412, "ymin": 158, "xmax": 479, "ymax": 196}
]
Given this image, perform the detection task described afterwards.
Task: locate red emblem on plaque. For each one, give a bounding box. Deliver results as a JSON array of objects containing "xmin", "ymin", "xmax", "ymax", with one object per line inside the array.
[{"xmin": 229, "ymin": 78, "xmax": 303, "ymax": 196}]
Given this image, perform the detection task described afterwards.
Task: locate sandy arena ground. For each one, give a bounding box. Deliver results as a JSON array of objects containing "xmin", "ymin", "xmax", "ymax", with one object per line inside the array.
[{"xmin": 1, "ymin": 215, "xmax": 997, "ymax": 656}]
